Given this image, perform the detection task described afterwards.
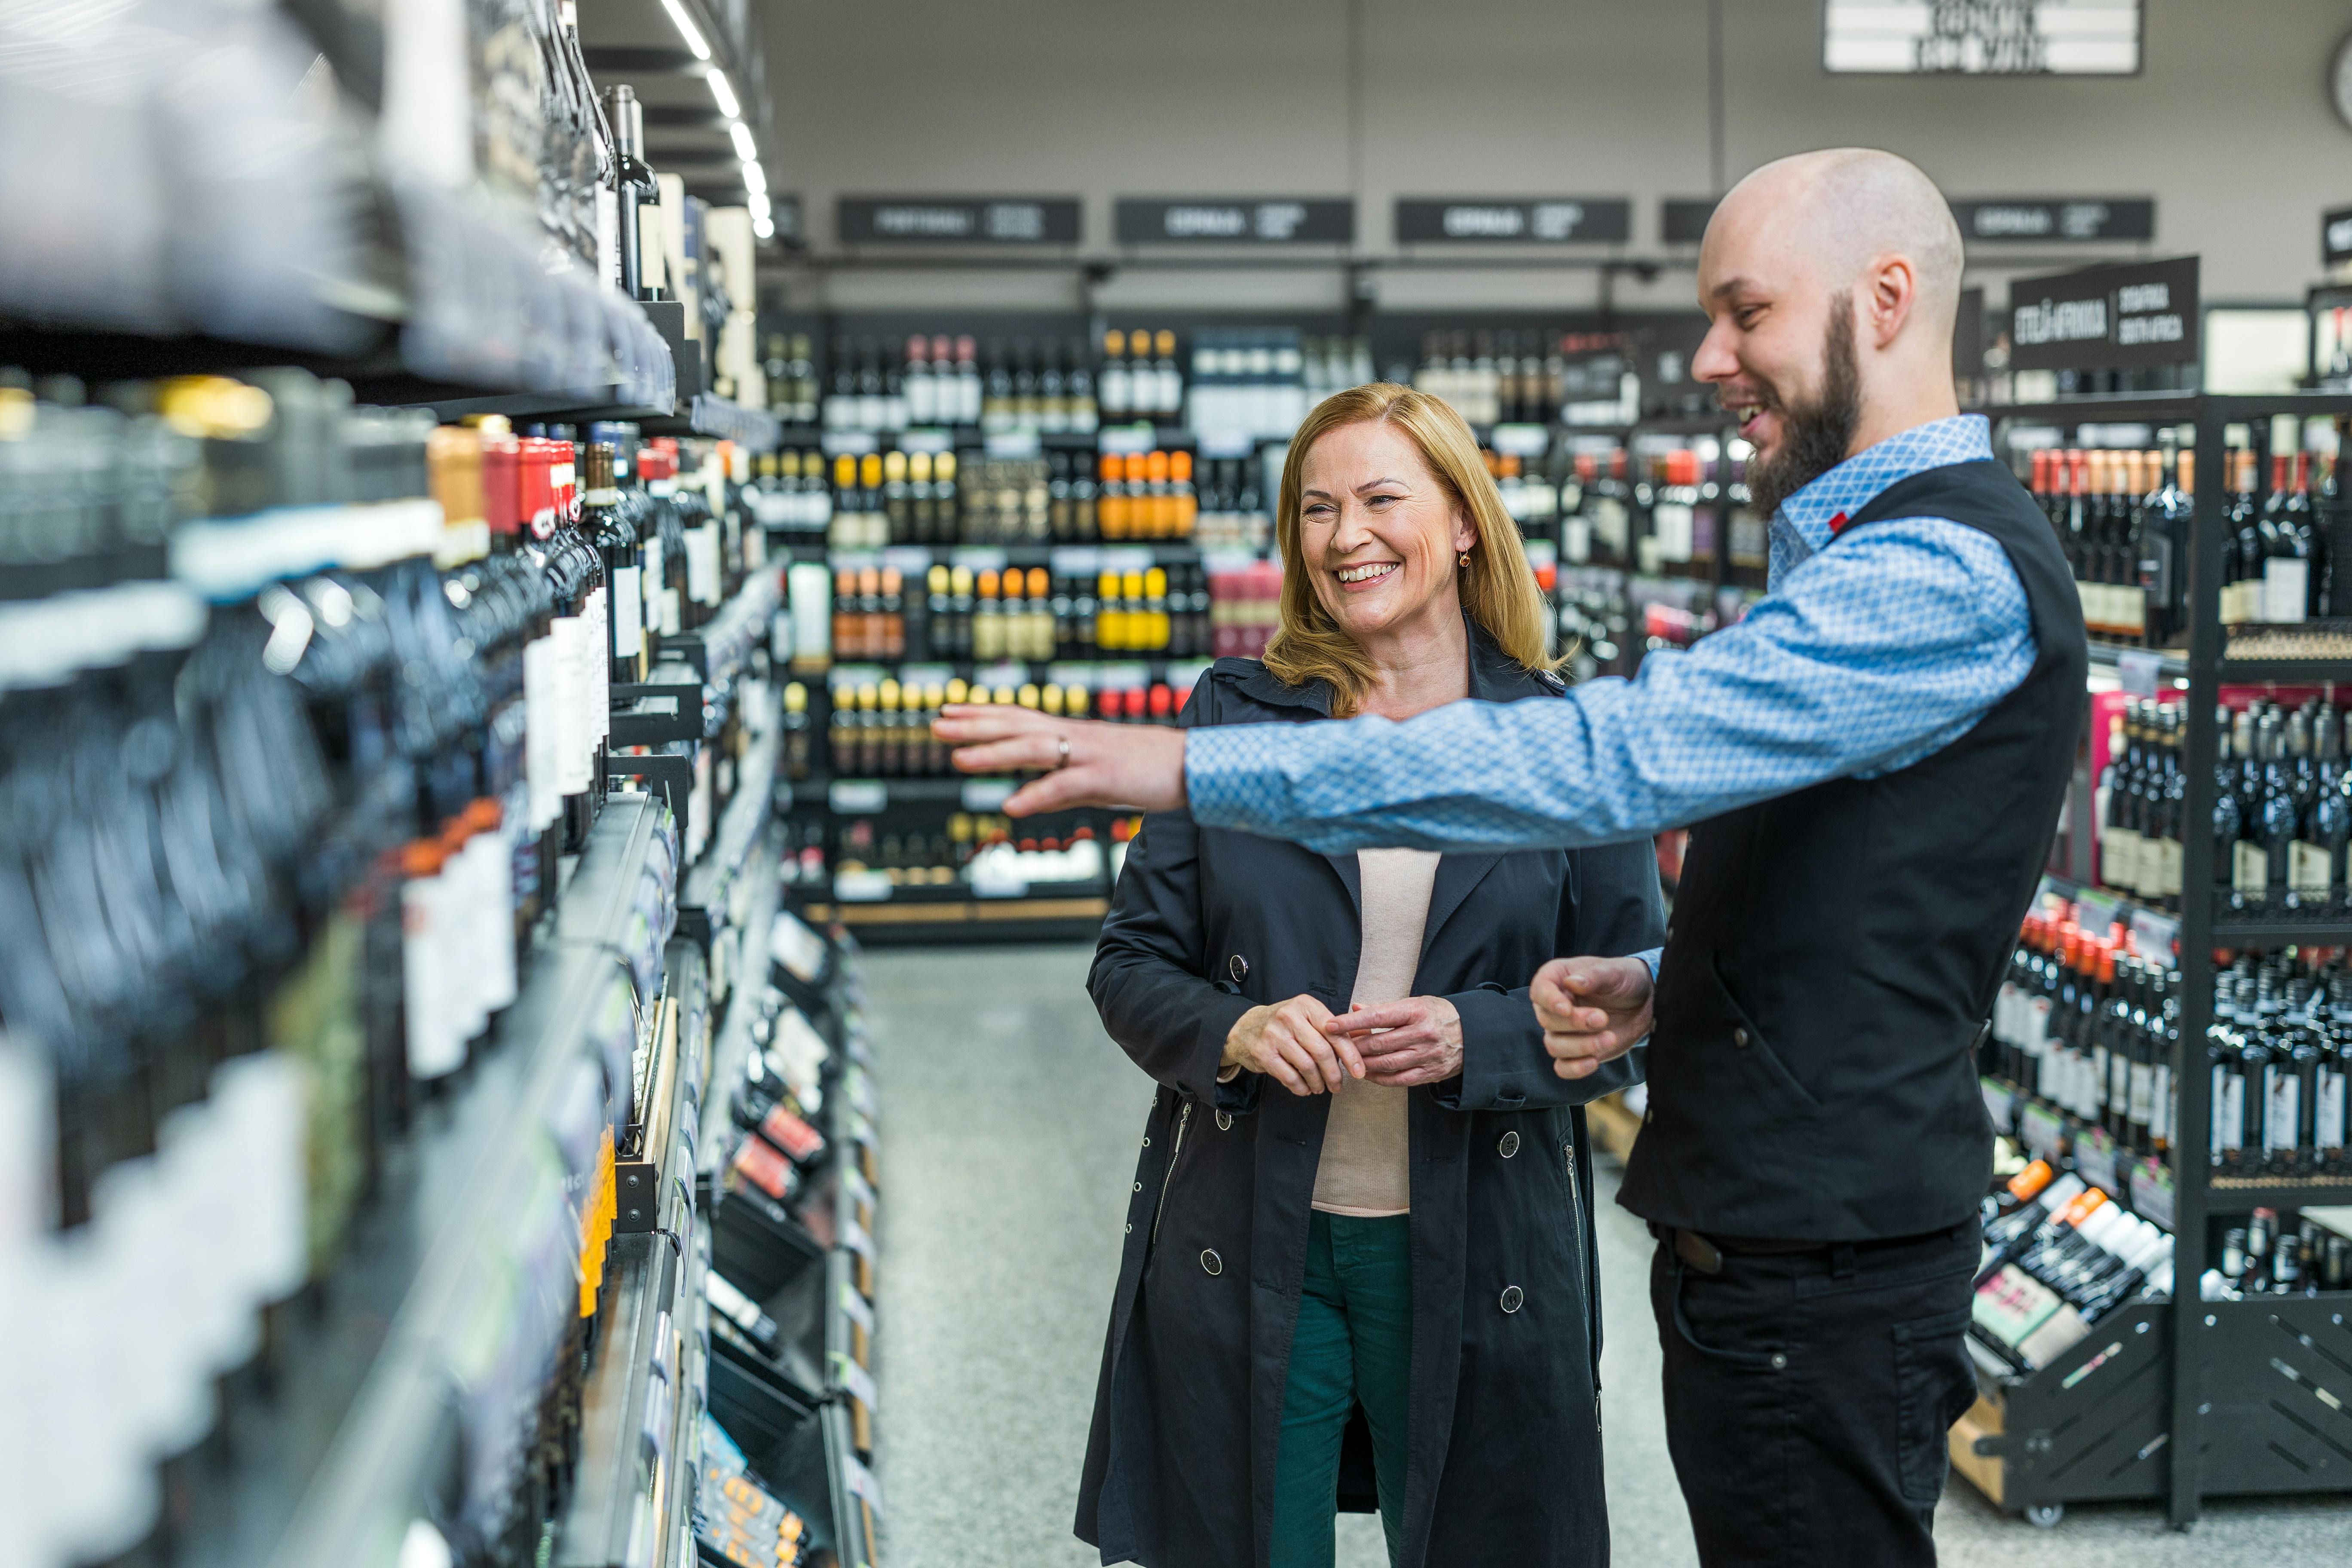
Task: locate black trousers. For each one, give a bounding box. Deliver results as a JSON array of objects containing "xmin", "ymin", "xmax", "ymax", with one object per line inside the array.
[{"xmin": 1649, "ymin": 1219, "xmax": 1981, "ymax": 1568}]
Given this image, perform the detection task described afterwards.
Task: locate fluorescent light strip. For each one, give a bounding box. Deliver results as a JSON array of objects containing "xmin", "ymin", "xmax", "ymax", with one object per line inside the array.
[
  {"xmin": 706, "ymin": 67, "xmax": 740, "ymax": 119},
  {"xmin": 741, "ymin": 159, "xmax": 767, "ymax": 196},
  {"xmin": 659, "ymin": 0, "xmax": 710, "ymax": 61},
  {"xmin": 728, "ymin": 121, "xmax": 756, "ymax": 161},
  {"xmin": 753, "ymin": 217, "xmax": 775, "ymax": 239}
]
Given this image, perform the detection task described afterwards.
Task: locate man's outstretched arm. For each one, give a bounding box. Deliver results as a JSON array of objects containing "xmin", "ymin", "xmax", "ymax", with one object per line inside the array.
[{"xmin": 938, "ymin": 519, "xmax": 2032, "ymax": 853}]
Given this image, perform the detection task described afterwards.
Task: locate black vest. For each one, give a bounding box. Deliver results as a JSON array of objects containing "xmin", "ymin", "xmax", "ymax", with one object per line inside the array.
[{"xmin": 1621, "ymin": 458, "xmax": 2087, "ymax": 1241}]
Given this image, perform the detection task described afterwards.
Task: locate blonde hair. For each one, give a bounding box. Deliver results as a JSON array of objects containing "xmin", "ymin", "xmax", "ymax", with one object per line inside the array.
[{"xmin": 1264, "ymin": 383, "xmax": 1557, "ymax": 715}]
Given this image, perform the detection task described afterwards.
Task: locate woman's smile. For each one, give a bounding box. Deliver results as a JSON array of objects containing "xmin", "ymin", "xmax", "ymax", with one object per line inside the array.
[{"xmin": 1334, "ymin": 559, "xmax": 1401, "ymax": 589}]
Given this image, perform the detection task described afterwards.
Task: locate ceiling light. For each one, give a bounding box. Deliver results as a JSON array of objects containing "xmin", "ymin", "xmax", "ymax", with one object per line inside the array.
[
  {"xmin": 748, "ymin": 191, "xmax": 772, "ymax": 220},
  {"xmin": 753, "ymin": 216, "xmax": 775, "ymax": 240},
  {"xmin": 659, "ymin": 0, "xmax": 710, "ymax": 60},
  {"xmin": 742, "ymin": 159, "xmax": 767, "ymax": 196},
  {"xmin": 728, "ymin": 121, "xmax": 756, "ymax": 160},
  {"xmin": 705, "ymin": 67, "xmax": 739, "ymax": 119}
]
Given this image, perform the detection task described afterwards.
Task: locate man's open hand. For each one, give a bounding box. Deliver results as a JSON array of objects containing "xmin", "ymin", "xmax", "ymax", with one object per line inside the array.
[
  {"xmin": 1531, "ymin": 955, "xmax": 1654, "ymax": 1080},
  {"xmin": 931, "ymin": 705, "xmax": 1187, "ymax": 815}
]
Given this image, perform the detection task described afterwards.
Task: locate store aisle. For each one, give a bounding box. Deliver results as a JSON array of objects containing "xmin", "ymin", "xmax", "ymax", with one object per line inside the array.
[{"xmin": 864, "ymin": 944, "xmax": 2352, "ymax": 1567}]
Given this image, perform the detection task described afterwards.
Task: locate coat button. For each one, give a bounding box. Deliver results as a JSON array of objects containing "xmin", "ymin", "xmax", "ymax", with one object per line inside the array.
[
  {"xmin": 1216, "ymin": 1109, "xmax": 1233, "ymax": 1132},
  {"xmin": 1229, "ymin": 953, "xmax": 1248, "ymax": 983},
  {"xmin": 1500, "ymin": 1285, "xmax": 1524, "ymax": 1314},
  {"xmin": 1733, "ymin": 1027, "xmax": 1750, "ymax": 1048},
  {"xmin": 1498, "ymin": 1130, "xmax": 1520, "ymax": 1158},
  {"xmin": 1133, "ymin": 1182, "xmax": 1143, "ymax": 1192},
  {"xmin": 1770, "ymin": 1352, "xmax": 1788, "ymax": 1370},
  {"xmin": 1200, "ymin": 1249, "xmax": 1224, "ymax": 1276}
]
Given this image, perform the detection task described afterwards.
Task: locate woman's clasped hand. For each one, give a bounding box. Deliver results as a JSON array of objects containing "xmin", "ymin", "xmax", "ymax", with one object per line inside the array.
[{"xmin": 1222, "ymin": 994, "xmax": 1464, "ymax": 1094}]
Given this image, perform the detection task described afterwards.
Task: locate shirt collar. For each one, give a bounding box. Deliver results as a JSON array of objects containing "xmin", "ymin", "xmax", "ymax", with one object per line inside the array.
[{"xmin": 1773, "ymin": 413, "xmax": 1993, "ymax": 552}]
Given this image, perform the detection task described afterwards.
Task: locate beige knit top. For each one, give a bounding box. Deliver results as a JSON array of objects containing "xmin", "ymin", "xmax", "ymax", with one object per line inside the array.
[{"xmin": 1310, "ymin": 847, "xmax": 1440, "ymax": 1217}]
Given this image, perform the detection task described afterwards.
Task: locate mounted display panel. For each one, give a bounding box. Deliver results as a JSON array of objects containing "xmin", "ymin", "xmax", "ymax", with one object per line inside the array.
[{"xmin": 1822, "ymin": 0, "xmax": 2142, "ymax": 75}]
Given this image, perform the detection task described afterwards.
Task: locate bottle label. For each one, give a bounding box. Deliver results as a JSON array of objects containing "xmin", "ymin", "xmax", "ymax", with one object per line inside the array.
[
  {"xmin": 2156, "ymin": 837, "xmax": 2184, "ymax": 898},
  {"xmin": 552, "ymin": 612, "xmax": 590, "ymax": 794},
  {"xmin": 2102, "ymin": 826, "xmax": 2141, "ymax": 894},
  {"xmin": 612, "ymin": 566, "xmax": 643, "ymax": 658},
  {"xmin": 688, "ymin": 523, "xmax": 721, "ymax": 605},
  {"xmin": 2128, "ymin": 1061, "xmax": 2153, "ymax": 1130},
  {"xmin": 2233, "ymin": 841, "xmax": 2268, "ymax": 896},
  {"xmin": 2265, "ymin": 1067, "xmax": 2302, "ymax": 1153},
  {"xmin": 2291, "ymin": 841, "xmax": 2332, "ymax": 898},
  {"xmin": 524, "ymin": 635, "xmax": 560, "ymax": 828},
  {"xmin": 2316, "ymin": 1066, "xmax": 2347, "ymax": 1153},
  {"xmin": 2025, "ymin": 997, "xmax": 2052, "ymax": 1058},
  {"xmin": 2213, "ymin": 1065, "xmax": 2243, "ymax": 1154},
  {"xmin": 583, "ymin": 585, "xmax": 610, "ymax": 744},
  {"xmin": 2263, "ymin": 558, "xmax": 2310, "ymax": 625},
  {"xmin": 402, "ymin": 870, "xmax": 461, "ymax": 1078},
  {"xmin": 2150, "ymin": 1064, "xmax": 2171, "ymax": 1145}
]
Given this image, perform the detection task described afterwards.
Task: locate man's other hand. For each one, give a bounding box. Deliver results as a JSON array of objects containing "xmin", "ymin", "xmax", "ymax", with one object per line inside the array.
[
  {"xmin": 1531, "ymin": 955, "xmax": 1654, "ymax": 1080},
  {"xmin": 932, "ymin": 704, "xmax": 1188, "ymax": 815}
]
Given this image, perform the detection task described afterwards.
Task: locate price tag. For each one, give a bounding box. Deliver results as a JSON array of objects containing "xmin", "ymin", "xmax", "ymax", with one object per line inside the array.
[
  {"xmin": 897, "ymin": 427, "xmax": 953, "ymax": 453},
  {"xmin": 2018, "ymin": 1101, "xmax": 2067, "ymax": 1162},
  {"xmin": 1980, "ymin": 1076, "xmax": 2018, "ymax": 1134},
  {"xmin": 2117, "ymin": 648, "xmax": 2164, "ymax": 697},
  {"xmin": 984, "ymin": 430, "xmax": 1041, "ymax": 459},
  {"xmin": 1098, "ymin": 545, "xmax": 1155, "ymax": 573},
  {"xmin": 2075, "ymin": 1126, "xmax": 2119, "ymax": 1194},
  {"xmin": 837, "ymin": 1280, "xmax": 876, "ymax": 1332},
  {"xmin": 842, "ymin": 1214, "xmax": 877, "ymax": 1260},
  {"xmin": 881, "ymin": 545, "xmax": 932, "ymax": 574},
  {"xmin": 848, "ymin": 1107, "xmax": 879, "ymax": 1148},
  {"xmin": 2072, "ymin": 888, "xmax": 2120, "ymax": 932},
  {"xmin": 1490, "ymin": 423, "xmax": 1550, "ymax": 456},
  {"xmin": 820, "ymin": 431, "xmax": 879, "ymax": 456},
  {"xmin": 1195, "ymin": 429, "xmax": 1255, "ymax": 458},
  {"xmin": 1050, "ymin": 546, "xmax": 1102, "ymax": 576},
  {"xmin": 844, "ymin": 1453, "xmax": 883, "ymax": 1513},
  {"xmin": 949, "ymin": 547, "xmax": 1009, "ymax": 572},
  {"xmin": 1089, "ymin": 662, "xmax": 1152, "ymax": 691},
  {"xmin": 961, "ymin": 778, "xmax": 1016, "ymax": 811},
  {"xmin": 829, "ymin": 781, "xmax": 887, "ymax": 813},
  {"xmin": 2128, "ymin": 1158, "xmax": 2175, "ymax": 1230},
  {"xmin": 846, "ymin": 1064, "xmax": 879, "ymax": 1118},
  {"xmin": 831, "ymin": 1351, "xmax": 882, "ymax": 1412},
  {"xmin": 844, "ymin": 1165, "xmax": 878, "ymax": 1211},
  {"xmin": 893, "ymin": 663, "xmax": 954, "ymax": 688},
  {"xmin": 770, "ymin": 914, "xmax": 829, "ymax": 984},
  {"xmin": 1098, "ymin": 424, "xmax": 1156, "ymax": 455}
]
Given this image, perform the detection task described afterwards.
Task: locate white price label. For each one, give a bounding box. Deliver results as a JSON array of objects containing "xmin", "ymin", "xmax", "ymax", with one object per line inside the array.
[
  {"xmin": 960, "ymin": 778, "xmax": 1016, "ymax": 811},
  {"xmin": 830, "ymin": 781, "xmax": 888, "ymax": 813}
]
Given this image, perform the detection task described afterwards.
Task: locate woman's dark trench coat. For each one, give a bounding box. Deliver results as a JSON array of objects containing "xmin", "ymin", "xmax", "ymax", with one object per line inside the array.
[{"xmin": 1076, "ymin": 626, "xmax": 1666, "ymax": 1568}]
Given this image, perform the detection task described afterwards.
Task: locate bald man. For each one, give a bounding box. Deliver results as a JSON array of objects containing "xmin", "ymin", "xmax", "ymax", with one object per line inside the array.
[{"xmin": 940, "ymin": 149, "xmax": 2085, "ymax": 1565}]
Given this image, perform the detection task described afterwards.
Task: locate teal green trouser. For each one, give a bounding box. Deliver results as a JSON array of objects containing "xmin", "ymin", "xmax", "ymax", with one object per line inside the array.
[{"xmin": 1272, "ymin": 1211, "xmax": 1413, "ymax": 1568}]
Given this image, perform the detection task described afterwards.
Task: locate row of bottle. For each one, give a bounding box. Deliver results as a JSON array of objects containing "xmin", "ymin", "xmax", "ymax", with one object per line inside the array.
[
  {"xmin": 819, "ymin": 679, "xmax": 1186, "ymax": 778},
  {"xmin": 1991, "ymin": 914, "xmax": 2182, "ymax": 1158},
  {"xmin": 803, "ymin": 447, "xmax": 1220, "ymax": 548},
  {"xmin": 2028, "ymin": 444, "xmax": 2193, "ymax": 643},
  {"xmin": 2206, "ymin": 952, "xmax": 2352, "ymax": 1176},
  {"xmin": 812, "ymin": 332, "xmax": 1195, "ymax": 434},
  {"xmin": 2215, "ymin": 432, "xmax": 2341, "ymax": 627},
  {"xmin": 1412, "ymin": 330, "xmax": 1585, "ymax": 427},
  {"xmin": 1971, "ymin": 1163, "xmax": 2174, "ymax": 1368},
  {"xmin": 830, "ymin": 814, "xmax": 1107, "ymax": 889},
  {"xmin": 823, "ymin": 564, "xmax": 1216, "ymax": 663},
  {"xmin": 2211, "ymin": 1205, "xmax": 2352, "ymax": 1295}
]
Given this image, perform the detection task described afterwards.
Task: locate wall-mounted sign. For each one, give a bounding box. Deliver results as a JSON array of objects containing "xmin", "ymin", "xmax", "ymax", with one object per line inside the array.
[
  {"xmin": 837, "ymin": 196, "xmax": 1081, "ymax": 245},
  {"xmin": 1661, "ymin": 198, "xmax": 1717, "ymax": 245},
  {"xmin": 1951, "ymin": 198, "xmax": 2154, "ymax": 244},
  {"xmin": 2007, "ymin": 256, "xmax": 2199, "ymax": 373},
  {"xmin": 1954, "ymin": 286, "xmax": 1986, "ymax": 377},
  {"xmin": 1394, "ymin": 198, "xmax": 1630, "ymax": 244},
  {"xmin": 1115, "ymin": 199, "xmax": 1354, "ymax": 245},
  {"xmin": 1823, "ymin": 0, "xmax": 2141, "ymax": 76},
  {"xmin": 769, "ymin": 195, "xmax": 803, "ymax": 245},
  {"xmin": 2325, "ymin": 206, "xmax": 2352, "ymax": 267}
]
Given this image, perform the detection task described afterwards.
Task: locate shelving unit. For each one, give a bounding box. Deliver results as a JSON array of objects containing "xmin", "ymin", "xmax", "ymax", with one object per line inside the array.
[{"xmin": 1957, "ymin": 390, "xmax": 2352, "ymax": 1529}]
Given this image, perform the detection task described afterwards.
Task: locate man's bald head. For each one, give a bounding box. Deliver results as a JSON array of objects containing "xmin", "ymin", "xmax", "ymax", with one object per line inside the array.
[{"xmin": 1711, "ymin": 148, "xmax": 1964, "ymax": 332}]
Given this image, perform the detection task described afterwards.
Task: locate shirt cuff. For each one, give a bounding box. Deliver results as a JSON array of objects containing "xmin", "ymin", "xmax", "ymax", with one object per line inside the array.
[{"xmin": 1636, "ymin": 946, "xmax": 1662, "ymax": 984}]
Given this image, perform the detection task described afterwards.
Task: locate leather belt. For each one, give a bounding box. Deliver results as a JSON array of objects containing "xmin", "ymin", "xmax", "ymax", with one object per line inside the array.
[{"xmin": 1655, "ymin": 1223, "xmax": 1960, "ymax": 1277}]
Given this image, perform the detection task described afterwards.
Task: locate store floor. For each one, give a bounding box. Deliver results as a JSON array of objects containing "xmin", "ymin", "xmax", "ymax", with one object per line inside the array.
[{"xmin": 864, "ymin": 944, "xmax": 2352, "ymax": 1566}]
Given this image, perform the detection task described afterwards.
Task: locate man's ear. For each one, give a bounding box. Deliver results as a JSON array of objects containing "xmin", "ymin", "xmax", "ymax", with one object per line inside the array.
[{"xmin": 1863, "ymin": 254, "xmax": 1919, "ymax": 349}]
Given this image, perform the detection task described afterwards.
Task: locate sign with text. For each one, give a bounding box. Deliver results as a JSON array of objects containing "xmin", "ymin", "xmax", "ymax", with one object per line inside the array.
[
  {"xmin": 1116, "ymin": 198, "xmax": 1354, "ymax": 245},
  {"xmin": 1955, "ymin": 285, "xmax": 1986, "ymax": 377},
  {"xmin": 1661, "ymin": 198, "xmax": 1718, "ymax": 245},
  {"xmin": 1823, "ymin": 0, "xmax": 2141, "ymax": 76},
  {"xmin": 1951, "ymin": 198, "xmax": 2155, "ymax": 244},
  {"xmin": 2327, "ymin": 206, "xmax": 2352, "ymax": 267},
  {"xmin": 1394, "ymin": 198, "xmax": 1630, "ymax": 244},
  {"xmin": 2007, "ymin": 255, "xmax": 2199, "ymax": 373},
  {"xmin": 837, "ymin": 196, "xmax": 1081, "ymax": 245}
]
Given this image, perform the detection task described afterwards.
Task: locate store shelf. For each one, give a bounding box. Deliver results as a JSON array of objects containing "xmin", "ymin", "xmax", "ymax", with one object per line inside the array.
[
  {"xmin": 2201, "ymin": 1174, "xmax": 2352, "ymax": 1204},
  {"xmin": 2086, "ymin": 639, "xmax": 2187, "ymax": 679},
  {"xmin": 801, "ymin": 895, "xmax": 1109, "ymax": 941},
  {"xmin": 262, "ymin": 796, "xmax": 677, "ymax": 1568},
  {"xmin": 2208, "ymin": 916, "xmax": 2352, "ymax": 945}
]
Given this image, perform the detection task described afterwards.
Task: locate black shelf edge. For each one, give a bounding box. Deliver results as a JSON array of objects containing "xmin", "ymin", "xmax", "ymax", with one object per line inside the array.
[
  {"xmin": 2214, "ymin": 660, "xmax": 2352, "ymax": 684},
  {"xmin": 1975, "ymin": 390, "xmax": 2352, "ymax": 426},
  {"xmin": 2202, "ymin": 1175, "xmax": 2352, "ymax": 1205},
  {"xmin": 410, "ymin": 387, "xmax": 677, "ymax": 425},
  {"xmin": 2085, "ymin": 639, "xmax": 2188, "ymax": 678},
  {"xmin": 683, "ymin": 728, "xmax": 782, "ymax": 917},
  {"xmin": 698, "ymin": 840, "xmax": 786, "ymax": 1177},
  {"xmin": 2208, "ymin": 918, "xmax": 2352, "ymax": 945}
]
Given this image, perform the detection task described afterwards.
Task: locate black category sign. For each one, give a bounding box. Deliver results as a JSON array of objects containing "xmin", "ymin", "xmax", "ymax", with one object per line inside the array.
[
  {"xmin": 1115, "ymin": 198, "xmax": 1354, "ymax": 245},
  {"xmin": 1950, "ymin": 198, "xmax": 2155, "ymax": 244},
  {"xmin": 2007, "ymin": 256, "xmax": 2199, "ymax": 373},
  {"xmin": 2326, "ymin": 206, "xmax": 2352, "ymax": 267},
  {"xmin": 1954, "ymin": 286, "xmax": 1986, "ymax": 377},
  {"xmin": 1660, "ymin": 198, "xmax": 1718, "ymax": 245},
  {"xmin": 837, "ymin": 196, "xmax": 1081, "ymax": 245},
  {"xmin": 1394, "ymin": 198, "xmax": 1630, "ymax": 244}
]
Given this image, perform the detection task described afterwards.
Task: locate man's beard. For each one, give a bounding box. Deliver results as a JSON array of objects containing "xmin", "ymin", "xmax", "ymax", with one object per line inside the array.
[{"xmin": 1744, "ymin": 303, "xmax": 1861, "ymax": 519}]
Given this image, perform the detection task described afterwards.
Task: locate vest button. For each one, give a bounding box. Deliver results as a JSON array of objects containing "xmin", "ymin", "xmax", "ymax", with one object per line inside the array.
[
  {"xmin": 1229, "ymin": 953, "xmax": 1248, "ymax": 983},
  {"xmin": 1498, "ymin": 1130, "xmax": 1521, "ymax": 1158},
  {"xmin": 1733, "ymin": 1027, "xmax": 1750, "ymax": 1048},
  {"xmin": 1500, "ymin": 1285, "xmax": 1524, "ymax": 1314},
  {"xmin": 1216, "ymin": 1109, "xmax": 1234, "ymax": 1132},
  {"xmin": 1200, "ymin": 1249, "xmax": 1224, "ymax": 1277}
]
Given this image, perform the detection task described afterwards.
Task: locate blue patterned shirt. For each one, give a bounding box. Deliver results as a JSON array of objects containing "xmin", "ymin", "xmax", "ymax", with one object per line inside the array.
[{"xmin": 1186, "ymin": 414, "xmax": 2036, "ymax": 905}]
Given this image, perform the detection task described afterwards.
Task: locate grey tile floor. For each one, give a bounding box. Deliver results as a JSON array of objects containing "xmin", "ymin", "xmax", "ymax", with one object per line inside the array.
[{"xmin": 861, "ymin": 943, "xmax": 2352, "ymax": 1565}]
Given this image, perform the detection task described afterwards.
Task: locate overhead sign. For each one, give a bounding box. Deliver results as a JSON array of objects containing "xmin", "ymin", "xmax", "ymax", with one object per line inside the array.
[
  {"xmin": 1951, "ymin": 198, "xmax": 2154, "ymax": 244},
  {"xmin": 769, "ymin": 195, "xmax": 803, "ymax": 245},
  {"xmin": 2007, "ymin": 256, "xmax": 2199, "ymax": 373},
  {"xmin": 1823, "ymin": 0, "xmax": 2141, "ymax": 76},
  {"xmin": 1394, "ymin": 198, "xmax": 1630, "ymax": 244},
  {"xmin": 837, "ymin": 196, "xmax": 1081, "ymax": 245},
  {"xmin": 1661, "ymin": 198, "xmax": 1717, "ymax": 245},
  {"xmin": 1115, "ymin": 199, "xmax": 1354, "ymax": 245},
  {"xmin": 1954, "ymin": 286, "xmax": 1986, "ymax": 377},
  {"xmin": 2326, "ymin": 206, "xmax": 2352, "ymax": 267}
]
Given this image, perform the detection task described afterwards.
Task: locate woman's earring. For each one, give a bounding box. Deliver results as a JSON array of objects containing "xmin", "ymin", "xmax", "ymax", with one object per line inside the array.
[{"xmin": 1458, "ymin": 551, "xmax": 1471, "ymax": 569}]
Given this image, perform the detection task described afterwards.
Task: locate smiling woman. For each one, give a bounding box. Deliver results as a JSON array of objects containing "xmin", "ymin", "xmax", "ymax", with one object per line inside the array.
[{"xmin": 1266, "ymin": 383, "xmax": 1559, "ymax": 717}]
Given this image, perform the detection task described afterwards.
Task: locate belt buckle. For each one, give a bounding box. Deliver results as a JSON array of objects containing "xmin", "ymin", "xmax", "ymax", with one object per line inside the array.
[{"xmin": 1674, "ymin": 1228, "xmax": 1724, "ymax": 1275}]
